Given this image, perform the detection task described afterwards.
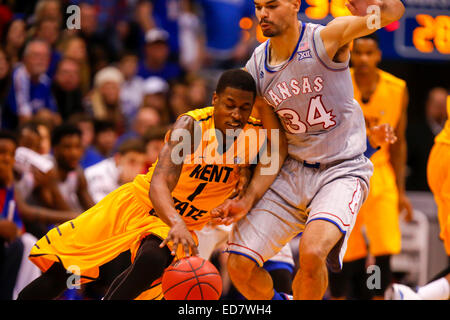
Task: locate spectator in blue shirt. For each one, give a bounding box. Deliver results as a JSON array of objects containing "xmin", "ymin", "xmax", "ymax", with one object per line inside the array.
[
  {"xmin": 137, "ymin": 28, "xmax": 182, "ymax": 82},
  {"xmin": 197, "ymin": 0, "xmax": 255, "ymax": 69},
  {"xmin": 150, "ymin": 0, "xmax": 182, "ymax": 57},
  {"xmin": 3, "ymin": 40, "xmax": 60, "ymax": 130},
  {"xmin": 33, "ymin": 17, "xmax": 63, "ymax": 79},
  {"xmin": 80, "ymin": 120, "xmax": 118, "ymax": 169}
]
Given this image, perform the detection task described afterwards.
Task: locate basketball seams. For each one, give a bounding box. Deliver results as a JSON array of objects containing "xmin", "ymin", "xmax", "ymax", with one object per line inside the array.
[
  {"xmin": 163, "ymin": 272, "xmax": 219, "ymax": 295},
  {"xmin": 185, "ymin": 282, "xmax": 220, "ymax": 300},
  {"xmin": 162, "ymin": 257, "xmax": 222, "ymax": 300},
  {"xmin": 187, "ymin": 257, "xmax": 203, "ymax": 300},
  {"xmin": 169, "ymin": 258, "xmax": 206, "ymax": 272},
  {"xmin": 198, "ymin": 282, "xmax": 220, "ymax": 296}
]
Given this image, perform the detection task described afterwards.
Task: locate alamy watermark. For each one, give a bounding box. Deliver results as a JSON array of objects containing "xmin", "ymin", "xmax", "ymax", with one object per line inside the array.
[
  {"xmin": 66, "ymin": 5, "xmax": 81, "ymax": 30},
  {"xmin": 367, "ymin": 5, "xmax": 382, "ymax": 30},
  {"xmin": 366, "ymin": 264, "xmax": 381, "ymax": 290},
  {"xmin": 66, "ymin": 265, "xmax": 81, "ymax": 290}
]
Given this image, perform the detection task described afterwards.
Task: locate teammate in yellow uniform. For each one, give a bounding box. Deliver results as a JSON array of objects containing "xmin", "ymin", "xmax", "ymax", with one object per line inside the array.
[
  {"xmin": 429, "ymin": 95, "xmax": 450, "ymax": 259},
  {"xmin": 328, "ymin": 33, "xmax": 413, "ymax": 300},
  {"xmin": 17, "ymin": 69, "xmax": 286, "ymax": 300},
  {"xmin": 386, "ymin": 94, "xmax": 450, "ymax": 300}
]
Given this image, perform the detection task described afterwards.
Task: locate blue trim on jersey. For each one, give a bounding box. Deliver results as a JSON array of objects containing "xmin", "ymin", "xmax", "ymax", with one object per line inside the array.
[
  {"xmin": 263, "ymin": 260, "xmax": 294, "ymax": 273},
  {"xmin": 264, "ymin": 21, "xmax": 306, "ymax": 73},
  {"xmin": 307, "ymin": 217, "xmax": 347, "ymax": 235},
  {"xmin": 364, "ymin": 136, "xmax": 381, "ymax": 158},
  {"xmin": 225, "ymin": 250, "xmax": 262, "ymax": 266}
]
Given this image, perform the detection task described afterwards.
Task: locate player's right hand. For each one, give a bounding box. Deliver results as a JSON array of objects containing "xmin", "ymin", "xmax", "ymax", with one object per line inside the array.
[
  {"xmin": 160, "ymin": 221, "xmax": 199, "ymax": 257},
  {"xmin": 368, "ymin": 123, "xmax": 397, "ymax": 147},
  {"xmin": 211, "ymin": 198, "xmax": 252, "ymax": 226}
]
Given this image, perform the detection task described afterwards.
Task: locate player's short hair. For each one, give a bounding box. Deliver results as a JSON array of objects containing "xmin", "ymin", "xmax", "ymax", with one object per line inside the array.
[
  {"xmin": 216, "ymin": 69, "xmax": 257, "ymax": 100},
  {"xmin": 354, "ymin": 32, "xmax": 380, "ymax": 47},
  {"xmin": 0, "ymin": 130, "xmax": 18, "ymax": 146},
  {"xmin": 117, "ymin": 138, "xmax": 146, "ymax": 155},
  {"xmin": 51, "ymin": 124, "xmax": 82, "ymax": 147}
]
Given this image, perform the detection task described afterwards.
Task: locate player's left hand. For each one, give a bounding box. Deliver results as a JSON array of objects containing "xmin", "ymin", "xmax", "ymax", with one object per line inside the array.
[
  {"xmin": 211, "ymin": 197, "xmax": 252, "ymax": 226},
  {"xmin": 346, "ymin": 0, "xmax": 383, "ymax": 17},
  {"xmin": 398, "ymin": 192, "xmax": 414, "ymax": 222}
]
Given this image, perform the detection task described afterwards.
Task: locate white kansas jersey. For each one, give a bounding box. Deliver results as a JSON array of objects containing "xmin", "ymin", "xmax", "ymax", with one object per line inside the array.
[{"xmin": 245, "ymin": 22, "xmax": 367, "ymax": 164}]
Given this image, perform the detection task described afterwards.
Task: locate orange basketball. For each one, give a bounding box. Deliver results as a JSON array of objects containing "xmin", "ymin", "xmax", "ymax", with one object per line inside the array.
[{"xmin": 162, "ymin": 256, "xmax": 222, "ymax": 300}]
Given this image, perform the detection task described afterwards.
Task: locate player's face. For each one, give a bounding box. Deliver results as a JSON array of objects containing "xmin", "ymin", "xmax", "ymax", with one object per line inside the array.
[
  {"xmin": 213, "ymin": 87, "xmax": 254, "ymax": 136},
  {"xmin": 351, "ymin": 39, "xmax": 381, "ymax": 74},
  {"xmin": 54, "ymin": 135, "xmax": 83, "ymax": 171},
  {"xmin": 254, "ymin": 0, "xmax": 300, "ymax": 37}
]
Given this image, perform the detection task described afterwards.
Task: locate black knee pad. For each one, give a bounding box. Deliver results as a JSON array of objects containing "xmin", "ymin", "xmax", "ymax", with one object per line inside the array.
[{"xmin": 133, "ymin": 235, "xmax": 173, "ymax": 277}]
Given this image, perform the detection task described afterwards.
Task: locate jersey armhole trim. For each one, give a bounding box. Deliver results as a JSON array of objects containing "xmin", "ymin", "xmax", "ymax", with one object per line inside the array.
[{"xmin": 312, "ymin": 25, "xmax": 349, "ymax": 72}]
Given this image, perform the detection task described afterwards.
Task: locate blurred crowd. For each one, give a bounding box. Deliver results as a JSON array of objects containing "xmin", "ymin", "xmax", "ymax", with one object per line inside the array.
[{"xmin": 0, "ymin": 0, "xmax": 261, "ymax": 300}]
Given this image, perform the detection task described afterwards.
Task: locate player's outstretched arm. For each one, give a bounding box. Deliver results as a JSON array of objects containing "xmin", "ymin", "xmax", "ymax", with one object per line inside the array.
[
  {"xmin": 320, "ymin": 0, "xmax": 405, "ymax": 60},
  {"xmin": 149, "ymin": 115, "xmax": 199, "ymax": 256}
]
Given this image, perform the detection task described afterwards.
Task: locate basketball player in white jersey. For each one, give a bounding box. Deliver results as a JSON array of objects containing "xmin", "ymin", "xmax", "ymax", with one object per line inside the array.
[{"xmin": 212, "ymin": 0, "xmax": 405, "ymax": 300}]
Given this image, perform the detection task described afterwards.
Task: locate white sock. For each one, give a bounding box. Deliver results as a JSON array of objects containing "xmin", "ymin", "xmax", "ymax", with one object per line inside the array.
[{"xmin": 417, "ymin": 278, "xmax": 450, "ymax": 300}]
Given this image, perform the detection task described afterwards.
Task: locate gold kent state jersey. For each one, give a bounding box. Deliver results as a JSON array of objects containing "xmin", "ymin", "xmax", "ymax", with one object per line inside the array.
[
  {"xmin": 132, "ymin": 106, "xmax": 265, "ymax": 230},
  {"xmin": 351, "ymin": 68, "xmax": 406, "ymax": 166}
]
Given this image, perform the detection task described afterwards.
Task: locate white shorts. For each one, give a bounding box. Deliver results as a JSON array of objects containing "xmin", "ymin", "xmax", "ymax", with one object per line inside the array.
[
  {"xmin": 196, "ymin": 225, "xmax": 295, "ymax": 268},
  {"xmin": 226, "ymin": 155, "xmax": 373, "ymax": 272}
]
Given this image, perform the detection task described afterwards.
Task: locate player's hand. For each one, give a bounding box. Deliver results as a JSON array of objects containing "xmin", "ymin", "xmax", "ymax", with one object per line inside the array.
[
  {"xmin": 229, "ymin": 166, "xmax": 252, "ymax": 199},
  {"xmin": 368, "ymin": 123, "xmax": 397, "ymax": 147},
  {"xmin": 399, "ymin": 192, "xmax": 414, "ymax": 222},
  {"xmin": 346, "ymin": 0, "xmax": 383, "ymax": 17},
  {"xmin": 211, "ymin": 197, "xmax": 252, "ymax": 226},
  {"xmin": 160, "ymin": 220, "xmax": 199, "ymax": 257}
]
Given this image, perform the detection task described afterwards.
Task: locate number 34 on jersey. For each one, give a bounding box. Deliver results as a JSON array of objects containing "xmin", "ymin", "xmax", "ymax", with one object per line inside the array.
[{"xmin": 276, "ymin": 95, "xmax": 337, "ymax": 134}]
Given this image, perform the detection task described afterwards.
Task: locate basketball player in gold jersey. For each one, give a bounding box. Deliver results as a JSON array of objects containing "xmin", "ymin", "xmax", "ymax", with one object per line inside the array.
[
  {"xmin": 17, "ymin": 69, "xmax": 287, "ymax": 300},
  {"xmin": 328, "ymin": 33, "xmax": 412, "ymax": 299},
  {"xmin": 386, "ymin": 94, "xmax": 450, "ymax": 300}
]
